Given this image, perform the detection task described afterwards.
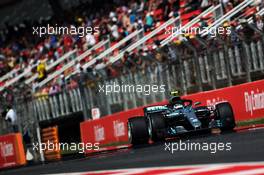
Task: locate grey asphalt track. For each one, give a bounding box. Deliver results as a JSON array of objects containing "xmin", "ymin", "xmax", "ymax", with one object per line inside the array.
[{"xmin": 1, "ymin": 129, "xmax": 264, "ymax": 175}]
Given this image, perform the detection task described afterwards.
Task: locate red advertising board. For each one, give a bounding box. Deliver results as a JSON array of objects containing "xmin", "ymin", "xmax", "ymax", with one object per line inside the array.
[
  {"xmin": 0, "ymin": 133, "xmax": 26, "ymax": 169},
  {"xmin": 80, "ymin": 108, "xmax": 144, "ymax": 152},
  {"xmin": 186, "ymin": 80, "xmax": 264, "ymax": 121},
  {"xmin": 81, "ymin": 80, "xmax": 264, "ymax": 153}
]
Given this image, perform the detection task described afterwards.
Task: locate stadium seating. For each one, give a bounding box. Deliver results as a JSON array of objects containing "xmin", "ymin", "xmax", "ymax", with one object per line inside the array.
[{"xmin": 0, "ymin": 0, "xmax": 263, "ymax": 96}]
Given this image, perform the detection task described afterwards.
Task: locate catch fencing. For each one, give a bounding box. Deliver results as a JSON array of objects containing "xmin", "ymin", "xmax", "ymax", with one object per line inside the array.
[{"xmin": 29, "ymin": 33, "xmax": 264, "ymax": 123}]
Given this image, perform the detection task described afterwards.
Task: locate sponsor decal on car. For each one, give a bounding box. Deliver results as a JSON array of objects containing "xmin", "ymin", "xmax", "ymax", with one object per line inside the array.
[{"xmin": 146, "ymin": 106, "xmax": 168, "ymax": 112}]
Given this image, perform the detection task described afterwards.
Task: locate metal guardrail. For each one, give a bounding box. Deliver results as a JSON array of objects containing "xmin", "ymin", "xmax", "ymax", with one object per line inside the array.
[{"xmin": 33, "ymin": 87, "xmax": 83, "ymax": 121}]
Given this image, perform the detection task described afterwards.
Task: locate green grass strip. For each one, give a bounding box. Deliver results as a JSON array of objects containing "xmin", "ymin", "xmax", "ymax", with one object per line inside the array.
[{"xmin": 236, "ymin": 117, "xmax": 264, "ymax": 127}]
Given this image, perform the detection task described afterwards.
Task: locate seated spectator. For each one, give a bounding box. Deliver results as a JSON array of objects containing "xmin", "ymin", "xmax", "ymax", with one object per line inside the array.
[
  {"xmin": 86, "ymin": 33, "xmax": 96, "ymax": 48},
  {"xmin": 227, "ymin": 22, "xmax": 241, "ymax": 45},
  {"xmin": 221, "ymin": 0, "xmax": 230, "ymax": 8},
  {"xmin": 134, "ymin": 49, "xmax": 147, "ymax": 71},
  {"xmin": 129, "ymin": 10, "xmax": 137, "ymax": 25},
  {"xmin": 49, "ymin": 84, "xmax": 61, "ymax": 95},
  {"xmin": 183, "ymin": 0, "xmax": 202, "ymax": 14},
  {"xmin": 238, "ymin": 19, "xmax": 255, "ymax": 44},
  {"xmin": 137, "ymin": 0, "xmax": 145, "ymax": 13},
  {"xmin": 254, "ymin": 14, "xmax": 264, "ymax": 31},
  {"xmin": 109, "ymin": 18, "xmax": 120, "ymax": 41},
  {"xmin": 201, "ymin": 0, "xmax": 209, "ymax": 9},
  {"xmin": 145, "ymin": 13, "xmax": 154, "ymax": 32},
  {"xmin": 225, "ymin": 2, "xmax": 234, "ymax": 12},
  {"xmin": 106, "ymin": 62, "xmax": 119, "ymax": 78},
  {"xmin": 0, "ymin": 58, "xmax": 8, "ymax": 77},
  {"xmin": 58, "ymin": 74, "xmax": 66, "ymax": 89},
  {"xmin": 122, "ymin": 51, "xmax": 137, "ymax": 73},
  {"xmin": 253, "ymin": 0, "xmax": 263, "ymax": 10}
]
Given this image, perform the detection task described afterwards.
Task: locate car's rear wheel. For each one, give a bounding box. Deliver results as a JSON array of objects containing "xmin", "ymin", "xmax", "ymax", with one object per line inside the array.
[
  {"xmin": 147, "ymin": 113, "xmax": 166, "ymax": 142},
  {"xmin": 216, "ymin": 102, "xmax": 236, "ymax": 131},
  {"xmin": 128, "ymin": 117, "xmax": 149, "ymax": 145}
]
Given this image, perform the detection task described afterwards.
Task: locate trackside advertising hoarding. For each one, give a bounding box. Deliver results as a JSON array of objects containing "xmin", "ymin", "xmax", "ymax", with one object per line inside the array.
[
  {"xmin": 80, "ymin": 80, "xmax": 264, "ymax": 154},
  {"xmin": 185, "ymin": 80, "xmax": 264, "ymax": 121},
  {"xmin": 0, "ymin": 133, "xmax": 26, "ymax": 169}
]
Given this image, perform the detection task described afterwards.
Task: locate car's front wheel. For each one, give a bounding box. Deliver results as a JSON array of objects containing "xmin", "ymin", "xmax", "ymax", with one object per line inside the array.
[
  {"xmin": 216, "ymin": 102, "xmax": 236, "ymax": 131},
  {"xmin": 128, "ymin": 117, "xmax": 149, "ymax": 145},
  {"xmin": 147, "ymin": 113, "xmax": 166, "ymax": 142}
]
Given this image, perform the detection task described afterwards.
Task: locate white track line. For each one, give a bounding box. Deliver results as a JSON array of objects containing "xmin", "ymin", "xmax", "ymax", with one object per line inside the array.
[
  {"xmin": 161, "ymin": 165, "xmax": 233, "ymax": 175},
  {"xmin": 49, "ymin": 161, "xmax": 264, "ymax": 175},
  {"xmin": 218, "ymin": 168, "xmax": 264, "ymax": 175}
]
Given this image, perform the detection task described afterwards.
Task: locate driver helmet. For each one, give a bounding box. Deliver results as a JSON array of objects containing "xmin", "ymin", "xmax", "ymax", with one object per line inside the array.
[{"xmin": 169, "ymin": 96, "xmax": 182, "ymax": 105}]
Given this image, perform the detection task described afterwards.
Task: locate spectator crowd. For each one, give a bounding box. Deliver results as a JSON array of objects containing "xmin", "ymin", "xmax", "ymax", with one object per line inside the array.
[{"xmin": 0, "ymin": 0, "xmax": 263, "ymax": 102}]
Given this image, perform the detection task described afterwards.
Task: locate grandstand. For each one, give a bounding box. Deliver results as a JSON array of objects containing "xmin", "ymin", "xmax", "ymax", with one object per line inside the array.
[
  {"xmin": 0, "ymin": 0, "xmax": 264, "ymax": 162},
  {"xmin": 0, "ymin": 0, "xmax": 214, "ymax": 92}
]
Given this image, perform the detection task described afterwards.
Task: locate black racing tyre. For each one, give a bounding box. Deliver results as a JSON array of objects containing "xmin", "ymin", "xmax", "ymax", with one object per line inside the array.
[
  {"xmin": 128, "ymin": 117, "xmax": 149, "ymax": 145},
  {"xmin": 216, "ymin": 102, "xmax": 236, "ymax": 131},
  {"xmin": 147, "ymin": 113, "xmax": 166, "ymax": 142}
]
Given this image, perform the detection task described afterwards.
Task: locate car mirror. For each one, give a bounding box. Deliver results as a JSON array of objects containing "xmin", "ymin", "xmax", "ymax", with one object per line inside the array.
[{"xmin": 194, "ymin": 102, "xmax": 201, "ymax": 106}]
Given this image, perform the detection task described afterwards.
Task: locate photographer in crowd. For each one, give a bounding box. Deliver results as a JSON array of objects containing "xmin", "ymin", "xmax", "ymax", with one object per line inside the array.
[{"xmin": 2, "ymin": 105, "xmax": 18, "ymax": 133}]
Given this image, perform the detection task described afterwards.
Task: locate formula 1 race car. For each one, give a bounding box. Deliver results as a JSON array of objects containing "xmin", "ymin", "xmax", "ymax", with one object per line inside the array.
[{"xmin": 127, "ymin": 92, "xmax": 236, "ymax": 145}]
